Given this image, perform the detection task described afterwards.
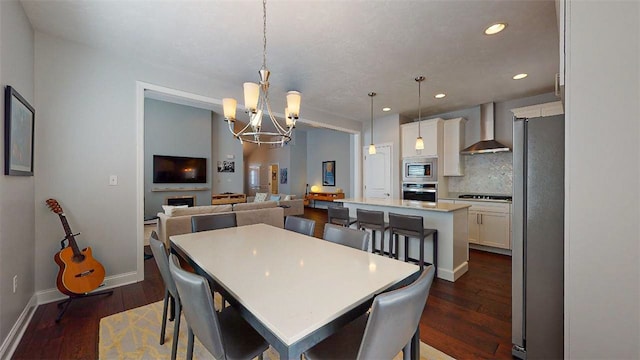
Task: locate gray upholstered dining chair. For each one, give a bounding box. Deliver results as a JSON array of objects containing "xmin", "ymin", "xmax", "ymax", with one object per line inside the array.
[
  {"xmin": 327, "ymin": 206, "xmax": 357, "ymax": 227},
  {"xmin": 284, "ymin": 216, "xmax": 316, "ymax": 236},
  {"xmin": 304, "ymin": 265, "xmax": 436, "ymax": 360},
  {"xmin": 148, "ymin": 231, "xmax": 182, "ymax": 360},
  {"xmin": 191, "ymin": 212, "xmax": 237, "ymax": 232},
  {"xmin": 323, "ymin": 223, "xmax": 370, "ymax": 251},
  {"xmin": 168, "ymin": 254, "xmax": 269, "ymax": 360}
]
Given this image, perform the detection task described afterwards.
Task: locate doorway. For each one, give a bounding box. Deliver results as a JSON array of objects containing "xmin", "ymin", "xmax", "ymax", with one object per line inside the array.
[{"xmin": 269, "ymin": 164, "xmax": 279, "ymax": 194}]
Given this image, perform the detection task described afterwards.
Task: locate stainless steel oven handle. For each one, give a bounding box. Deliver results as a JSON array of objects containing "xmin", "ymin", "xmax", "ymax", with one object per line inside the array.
[{"xmin": 402, "ymin": 188, "xmax": 437, "ymax": 193}]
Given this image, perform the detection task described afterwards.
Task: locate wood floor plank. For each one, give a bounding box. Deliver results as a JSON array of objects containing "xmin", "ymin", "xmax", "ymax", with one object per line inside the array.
[{"xmin": 12, "ymin": 209, "xmax": 513, "ymax": 360}]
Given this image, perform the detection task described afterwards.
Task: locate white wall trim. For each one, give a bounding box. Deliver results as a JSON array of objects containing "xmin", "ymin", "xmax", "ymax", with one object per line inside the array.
[
  {"xmin": 352, "ymin": 133, "xmax": 361, "ymax": 198},
  {"xmin": 35, "ymin": 271, "xmax": 138, "ymax": 305},
  {"xmin": 0, "ymin": 294, "xmax": 37, "ymax": 360}
]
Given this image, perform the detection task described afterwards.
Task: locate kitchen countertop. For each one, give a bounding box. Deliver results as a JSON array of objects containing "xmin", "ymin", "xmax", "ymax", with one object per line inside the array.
[
  {"xmin": 440, "ymin": 192, "xmax": 513, "ymax": 203},
  {"xmin": 336, "ymin": 198, "xmax": 471, "ymax": 212}
]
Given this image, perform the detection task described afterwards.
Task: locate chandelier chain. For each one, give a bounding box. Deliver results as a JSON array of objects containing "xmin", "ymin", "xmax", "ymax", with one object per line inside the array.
[{"xmin": 262, "ymin": 0, "xmax": 267, "ymax": 70}]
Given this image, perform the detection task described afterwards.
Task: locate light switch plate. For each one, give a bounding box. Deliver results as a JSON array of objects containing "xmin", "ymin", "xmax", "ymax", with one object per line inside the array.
[{"xmin": 109, "ymin": 175, "xmax": 118, "ymax": 186}]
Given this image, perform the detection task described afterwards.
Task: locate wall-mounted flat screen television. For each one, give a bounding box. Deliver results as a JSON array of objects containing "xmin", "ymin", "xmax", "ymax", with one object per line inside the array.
[{"xmin": 153, "ymin": 155, "xmax": 207, "ymax": 183}]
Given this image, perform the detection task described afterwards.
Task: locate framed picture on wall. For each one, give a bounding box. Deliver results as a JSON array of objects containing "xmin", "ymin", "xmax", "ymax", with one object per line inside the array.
[
  {"xmin": 4, "ymin": 86, "xmax": 35, "ymax": 176},
  {"xmin": 322, "ymin": 161, "xmax": 335, "ymax": 186}
]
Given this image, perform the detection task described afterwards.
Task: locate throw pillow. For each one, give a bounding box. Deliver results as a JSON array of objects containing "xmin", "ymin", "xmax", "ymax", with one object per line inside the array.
[
  {"xmin": 254, "ymin": 192, "xmax": 268, "ymax": 202},
  {"xmin": 269, "ymin": 194, "xmax": 281, "ymax": 201},
  {"xmin": 283, "ymin": 195, "xmax": 292, "ymax": 201},
  {"xmin": 162, "ymin": 204, "xmax": 188, "ymax": 216}
]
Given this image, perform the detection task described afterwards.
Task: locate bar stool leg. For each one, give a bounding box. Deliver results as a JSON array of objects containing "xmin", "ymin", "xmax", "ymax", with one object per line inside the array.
[
  {"xmin": 404, "ymin": 236, "xmax": 409, "ymax": 262},
  {"xmin": 433, "ymin": 231, "xmax": 438, "ymax": 276}
]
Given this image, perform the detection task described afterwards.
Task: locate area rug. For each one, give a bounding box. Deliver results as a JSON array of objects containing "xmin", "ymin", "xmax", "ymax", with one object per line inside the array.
[{"xmin": 99, "ymin": 296, "xmax": 454, "ymax": 360}]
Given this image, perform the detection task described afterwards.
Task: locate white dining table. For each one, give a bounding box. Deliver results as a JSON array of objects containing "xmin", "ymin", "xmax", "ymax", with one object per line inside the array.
[{"xmin": 170, "ymin": 223, "xmax": 421, "ymax": 359}]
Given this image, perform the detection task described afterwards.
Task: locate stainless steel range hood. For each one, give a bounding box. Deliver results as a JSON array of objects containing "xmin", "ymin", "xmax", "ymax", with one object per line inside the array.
[{"xmin": 461, "ymin": 102, "xmax": 511, "ymax": 154}]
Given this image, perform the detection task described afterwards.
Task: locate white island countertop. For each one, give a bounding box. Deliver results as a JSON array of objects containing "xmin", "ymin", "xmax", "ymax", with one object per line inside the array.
[{"xmin": 336, "ymin": 198, "xmax": 471, "ymax": 212}]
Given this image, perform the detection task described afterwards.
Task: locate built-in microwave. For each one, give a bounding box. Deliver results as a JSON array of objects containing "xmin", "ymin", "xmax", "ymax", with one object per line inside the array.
[{"xmin": 403, "ymin": 157, "xmax": 437, "ymax": 183}]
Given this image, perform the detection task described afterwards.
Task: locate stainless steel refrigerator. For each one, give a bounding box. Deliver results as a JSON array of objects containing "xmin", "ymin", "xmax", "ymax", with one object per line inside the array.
[{"xmin": 512, "ymin": 114, "xmax": 564, "ymax": 359}]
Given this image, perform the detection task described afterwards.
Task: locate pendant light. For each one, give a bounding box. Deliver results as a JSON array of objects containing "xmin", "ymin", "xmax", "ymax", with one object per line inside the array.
[
  {"xmin": 368, "ymin": 92, "xmax": 377, "ymax": 155},
  {"xmin": 415, "ymin": 76, "xmax": 425, "ymax": 150}
]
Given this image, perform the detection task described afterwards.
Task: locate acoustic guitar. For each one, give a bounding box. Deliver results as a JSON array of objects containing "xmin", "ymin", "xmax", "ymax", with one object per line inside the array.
[{"xmin": 46, "ymin": 199, "xmax": 106, "ymax": 296}]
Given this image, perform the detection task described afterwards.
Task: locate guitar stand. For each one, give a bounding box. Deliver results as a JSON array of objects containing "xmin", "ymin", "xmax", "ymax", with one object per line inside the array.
[{"xmin": 55, "ymin": 289, "xmax": 113, "ymax": 323}]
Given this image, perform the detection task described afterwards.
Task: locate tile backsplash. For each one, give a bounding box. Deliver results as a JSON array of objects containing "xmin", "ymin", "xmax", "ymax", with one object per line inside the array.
[{"xmin": 447, "ymin": 152, "xmax": 513, "ymax": 194}]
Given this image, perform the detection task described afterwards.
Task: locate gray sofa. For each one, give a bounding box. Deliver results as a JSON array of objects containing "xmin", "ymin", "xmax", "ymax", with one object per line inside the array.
[{"xmin": 156, "ymin": 203, "xmax": 284, "ymax": 247}]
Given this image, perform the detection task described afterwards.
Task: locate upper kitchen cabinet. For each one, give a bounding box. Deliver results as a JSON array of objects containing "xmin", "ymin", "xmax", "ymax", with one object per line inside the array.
[
  {"xmin": 443, "ymin": 117, "xmax": 466, "ymax": 176},
  {"xmin": 401, "ymin": 118, "xmax": 443, "ymax": 158},
  {"xmin": 556, "ymin": 0, "xmax": 566, "ymax": 100}
]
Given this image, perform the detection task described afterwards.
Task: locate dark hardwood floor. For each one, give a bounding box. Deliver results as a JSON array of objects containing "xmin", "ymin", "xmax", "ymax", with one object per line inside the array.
[{"xmin": 12, "ymin": 207, "xmax": 511, "ymax": 359}]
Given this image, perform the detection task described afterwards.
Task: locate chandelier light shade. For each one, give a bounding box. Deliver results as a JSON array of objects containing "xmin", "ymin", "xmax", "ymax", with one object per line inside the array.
[
  {"xmin": 222, "ymin": 0, "xmax": 301, "ymax": 146},
  {"xmin": 368, "ymin": 92, "xmax": 377, "ymax": 155},
  {"xmin": 415, "ymin": 76, "xmax": 425, "ymax": 150}
]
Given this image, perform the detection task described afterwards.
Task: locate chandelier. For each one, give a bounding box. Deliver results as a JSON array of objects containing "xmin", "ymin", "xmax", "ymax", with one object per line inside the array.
[{"xmin": 222, "ymin": 0, "xmax": 301, "ymax": 146}]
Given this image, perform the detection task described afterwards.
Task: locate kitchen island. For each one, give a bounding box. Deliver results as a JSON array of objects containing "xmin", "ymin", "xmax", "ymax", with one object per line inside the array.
[{"xmin": 336, "ymin": 198, "xmax": 470, "ymax": 282}]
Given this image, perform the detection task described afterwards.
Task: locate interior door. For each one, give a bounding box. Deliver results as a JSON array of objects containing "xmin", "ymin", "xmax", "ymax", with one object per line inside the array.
[
  {"xmin": 363, "ymin": 144, "xmax": 392, "ymax": 199},
  {"xmin": 269, "ymin": 164, "xmax": 279, "ymax": 194}
]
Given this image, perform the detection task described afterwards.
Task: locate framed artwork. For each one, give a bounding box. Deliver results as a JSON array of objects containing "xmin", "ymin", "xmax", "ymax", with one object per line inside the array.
[
  {"xmin": 280, "ymin": 168, "xmax": 288, "ymax": 184},
  {"xmin": 217, "ymin": 160, "xmax": 235, "ymax": 173},
  {"xmin": 322, "ymin": 161, "xmax": 335, "ymax": 186},
  {"xmin": 5, "ymin": 86, "xmax": 35, "ymax": 176}
]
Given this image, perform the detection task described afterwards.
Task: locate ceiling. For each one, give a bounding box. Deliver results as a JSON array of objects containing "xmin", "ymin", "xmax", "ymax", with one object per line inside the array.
[{"xmin": 21, "ymin": 0, "xmax": 559, "ymax": 124}]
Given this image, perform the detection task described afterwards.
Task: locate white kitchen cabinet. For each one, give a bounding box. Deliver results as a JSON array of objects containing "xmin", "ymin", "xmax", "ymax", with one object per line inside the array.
[
  {"xmin": 401, "ymin": 118, "xmax": 443, "ymax": 158},
  {"xmin": 443, "ymin": 117, "xmax": 466, "ymax": 176},
  {"xmin": 456, "ymin": 200, "xmax": 511, "ymax": 249}
]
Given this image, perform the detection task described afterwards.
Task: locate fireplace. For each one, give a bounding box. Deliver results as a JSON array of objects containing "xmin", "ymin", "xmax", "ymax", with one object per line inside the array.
[{"xmin": 166, "ymin": 195, "xmax": 196, "ymax": 207}]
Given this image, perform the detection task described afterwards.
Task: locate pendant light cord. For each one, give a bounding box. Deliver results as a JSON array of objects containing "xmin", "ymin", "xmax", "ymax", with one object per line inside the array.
[{"xmin": 369, "ymin": 92, "xmax": 376, "ymax": 144}]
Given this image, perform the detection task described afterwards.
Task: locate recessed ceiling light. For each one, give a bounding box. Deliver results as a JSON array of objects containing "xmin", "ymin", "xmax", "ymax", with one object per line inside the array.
[
  {"xmin": 382, "ymin": 107, "xmax": 391, "ymax": 112},
  {"xmin": 484, "ymin": 23, "xmax": 507, "ymax": 35},
  {"xmin": 434, "ymin": 93, "xmax": 446, "ymax": 99},
  {"xmin": 513, "ymin": 73, "xmax": 528, "ymax": 80}
]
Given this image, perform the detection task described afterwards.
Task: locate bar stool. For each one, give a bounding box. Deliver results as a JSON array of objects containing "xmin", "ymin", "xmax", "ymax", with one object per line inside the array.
[
  {"xmin": 356, "ymin": 209, "xmax": 390, "ymax": 255},
  {"xmin": 327, "ymin": 206, "xmax": 357, "ymax": 227},
  {"xmin": 388, "ymin": 212, "xmax": 438, "ymax": 273}
]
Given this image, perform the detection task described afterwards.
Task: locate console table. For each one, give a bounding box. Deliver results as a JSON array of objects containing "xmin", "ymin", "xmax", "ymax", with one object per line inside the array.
[
  {"xmin": 211, "ymin": 193, "xmax": 246, "ymax": 205},
  {"xmin": 305, "ymin": 192, "xmax": 345, "ymax": 207}
]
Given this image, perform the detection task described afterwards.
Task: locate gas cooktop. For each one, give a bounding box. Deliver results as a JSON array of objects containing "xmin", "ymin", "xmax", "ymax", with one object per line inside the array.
[{"xmin": 458, "ymin": 194, "xmax": 513, "ymax": 201}]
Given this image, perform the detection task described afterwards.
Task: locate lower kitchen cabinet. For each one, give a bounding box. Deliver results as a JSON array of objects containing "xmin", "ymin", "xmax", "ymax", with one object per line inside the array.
[{"xmin": 449, "ymin": 199, "xmax": 512, "ymax": 250}]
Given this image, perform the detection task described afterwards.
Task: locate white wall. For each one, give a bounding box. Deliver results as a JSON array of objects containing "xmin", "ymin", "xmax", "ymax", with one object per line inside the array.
[
  {"xmin": 144, "ymin": 99, "xmax": 213, "ymax": 217},
  {"xmin": 0, "ymin": 0, "xmax": 34, "ymax": 347},
  {"xmin": 565, "ymin": 1, "xmax": 639, "ymax": 358}
]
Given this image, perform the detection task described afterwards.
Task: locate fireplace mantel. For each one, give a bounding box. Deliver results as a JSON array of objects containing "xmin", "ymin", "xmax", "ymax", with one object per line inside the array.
[{"xmin": 151, "ymin": 187, "xmax": 210, "ymax": 192}]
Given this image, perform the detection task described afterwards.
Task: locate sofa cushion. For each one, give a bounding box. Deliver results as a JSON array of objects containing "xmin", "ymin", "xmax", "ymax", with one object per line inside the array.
[
  {"xmin": 235, "ymin": 207, "xmax": 284, "ymax": 228},
  {"xmin": 269, "ymin": 194, "xmax": 281, "ymax": 201},
  {"xmin": 254, "ymin": 192, "xmax": 268, "ymax": 202},
  {"xmin": 233, "ymin": 201, "xmax": 277, "ymax": 211},
  {"xmin": 171, "ymin": 204, "xmax": 233, "ymax": 217},
  {"xmin": 162, "ymin": 205, "xmax": 188, "ymax": 216},
  {"xmin": 283, "ymin": 194, "xmax": 292, "ymax": 201}
]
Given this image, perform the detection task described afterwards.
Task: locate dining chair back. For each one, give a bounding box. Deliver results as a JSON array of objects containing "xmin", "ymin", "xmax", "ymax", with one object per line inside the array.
[
  {"xmin": 304, "ymin": 266, "xmax": 436, "ymax": 360},
  {"xmin": 327, "ymin": 206, "xmax": 357, "ymax": 227},
  {"xmin": 323, "ymin": 223, "xmax": 370, "ymax": 251},
  {"xmin": 284, "ymin": 216, "xmax": 316, "ymax": 236},
  {"xmin": 358, "ymin": 265, "xmax": 435, "ymax": 359},
  {"xmin": 148, "ymin": 231, "xmax": 181, "ymax": 360},
  {"xmin": 168, "ymin": 254, "xmax": 268, "ymax": 360},
  {"xmin": 191, "ymin": 212, "xmax": 237, "ymax": 233}
]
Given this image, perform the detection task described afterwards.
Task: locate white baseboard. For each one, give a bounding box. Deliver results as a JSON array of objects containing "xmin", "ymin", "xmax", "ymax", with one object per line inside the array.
[
  {"xmin": 0, "ymin": 294, "xmax": 37, "ymax": 360},
  {"xmin": 36, "ymin": 270, "xmax": 139, "ymax": 305},
  {"xmin": 438, "ymin": 261, "xmax": 469, "ymax": 282}
]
